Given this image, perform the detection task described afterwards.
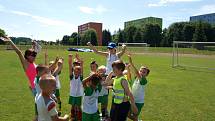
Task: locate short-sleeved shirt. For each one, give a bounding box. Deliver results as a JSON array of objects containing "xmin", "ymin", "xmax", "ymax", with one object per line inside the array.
[
  {"xmin": 36, "ymin": 94, "xmax": 58, "ymax": 121},
  {"xmin": 69, "ymin": 74, "xmax": 84, "ymax": 97},
  {"xmin": 82, "ymin": 85, "xmax": 102, "ymax": 114},
  {"xmin": 131, "ymin": 77, "xmax": 148, "ymax": 103}
]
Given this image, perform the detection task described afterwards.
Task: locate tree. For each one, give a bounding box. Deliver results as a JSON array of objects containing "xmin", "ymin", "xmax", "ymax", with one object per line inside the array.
[
  {"xmin": 192, "ymin": 21, "xmax": 207, "ymax": 50},
  {"xmin": 142, "ymin": 24, "xmax": 162, "ymax": 47},
  {"xmin": 81, "ymin": 29, "xmax": 98, "ymax": 46},
  {"xmin": 160, "ymin": 28, "xmax": 170, "ymax": 47},
  {"xmin": 124, "ymin": 26, "xmax": 137, "ymax": 43},
  {"xmin": 183, "ymin": 23, "xmax": 195, "ymax": 42},
  {"xmin": 102, "ymin": 29, "xmax": 111, "ymax": 46},
  {"xmin": 61, "ymin": 35, "xmax": 70, "ymax": 45},
  {"xmin": 133, "ymin": 28, "xmax": 143, "ymax": 43},
  {"xmin": 0, "ymin": 28, "xmax": 6, "ymax": 44},
  {"xmin": 192, "ymin": 21, "xmax": 207, "ymax": 42}
]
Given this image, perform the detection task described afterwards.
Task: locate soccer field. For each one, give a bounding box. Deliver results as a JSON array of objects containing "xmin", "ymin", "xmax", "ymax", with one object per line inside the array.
[{"xmin": 0, "ymin": 48, "xmax": 215, "ymax": 121}]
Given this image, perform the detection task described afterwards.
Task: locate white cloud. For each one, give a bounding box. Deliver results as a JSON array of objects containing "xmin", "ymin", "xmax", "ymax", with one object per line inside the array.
[
  {"xmin": 79, "ymin": 5, "xmax": 108, "ymax": 14},
  {"xmin": 148, "ymin": 0, "xmax": 201, "ymax": 7},
  {"xmin": 10, "ymin": 10, "xmax": 74, "ymax": 27},
  {"xmin": 194, "ymin": 4, "xmax": 215, "ymax": 15}
]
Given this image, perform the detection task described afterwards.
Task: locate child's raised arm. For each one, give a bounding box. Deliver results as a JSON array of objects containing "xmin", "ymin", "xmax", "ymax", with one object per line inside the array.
[
  {"xmin": 0, "ymin": 36, "xmax": 28, "ymax": 71},
  {"xmin": 128, "ymin": 54, "xmax": 141, "ymax": 79},
  {"xmin": 117, "ymin": 44, "xmax": 127, "ymax": 58},
  {"xmin": 68, "ymin": 54, "xmax": 73, "ymax": 76},
  {"xmin": 53, "ymin": 58, "xmax": 64, "ymax": 77},
  {"xmin": 125, "ymin": 63, "xmax": 132, "ymax": 82},
  {"xmin": 104, "ymin": 71, "xmax": 114, "ymax": 86},
  {"xmin": 87, "ymin": 42, "xmax": 108, "ymax": 56},
  {"xmin": 44, "ymin": 49, "xmax": 48, "ymax": 66},
  {"xmin": 75, "ymin": 53, "xmax": 83, "ymax": 76},
  {"xmin": 82, "ymin": 74, "xmax": 93, "ymax": 88},
  {"xmin": 49, "ymin": 57, "xmax": 59, "ymax": 71},
  {"xmin": 32, "ymin": 40, "xmax": 42, "ymax": 53}
]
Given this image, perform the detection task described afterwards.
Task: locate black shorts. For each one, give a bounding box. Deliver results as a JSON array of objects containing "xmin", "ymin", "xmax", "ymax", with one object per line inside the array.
[{"xmin": 110, "ymin": 101, "xmax": 130, "ymax": 121}]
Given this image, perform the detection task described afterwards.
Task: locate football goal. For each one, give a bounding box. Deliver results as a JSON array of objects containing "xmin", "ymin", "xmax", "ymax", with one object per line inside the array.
[{"xmin": 172, "ymin": 41, "xmax": 215, "ymax": 70}]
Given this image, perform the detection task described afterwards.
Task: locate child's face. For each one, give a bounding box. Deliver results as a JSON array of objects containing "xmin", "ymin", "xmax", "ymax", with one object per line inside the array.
[
  {"xmin": 90, "ymin": 64, "xmax": 97, "ymax": 72},
  {"xmin": 43, "ymin": 80, "xmax": 56, "ymax": 95},
  {"xmin": 112, "ymin": 66, "xmax": 122, "ymax": 76},
  {"xmin": 74, "ymin": 68, "xmax": 81, "ymax": 77},
  {"xmin": 38, "ymin": 68, "xmax": 50, "ymax": 77},
  {"xmin": 98, "ymin": 68, "xmax": 106, "ymax": 75},
  {"xmin": 139, "ymin": 68, "xmax": 148, "ymax": 77}
]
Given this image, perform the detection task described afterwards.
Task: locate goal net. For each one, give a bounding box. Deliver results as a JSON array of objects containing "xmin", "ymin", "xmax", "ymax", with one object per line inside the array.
[
  {"xmin": 118, "ymin": 43, "xmax": 148, "ymax": 54},
  {"xmin": 172, "ymin": 41, "xmax": 215, "ymax": 70}
]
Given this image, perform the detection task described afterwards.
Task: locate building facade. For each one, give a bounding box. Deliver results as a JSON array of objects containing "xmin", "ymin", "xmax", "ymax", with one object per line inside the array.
[
  {"xmin": 124, "ymin": 17, "xmax": 163, "ymax": 29},
  {"xmin": 190, "ymin": 13, "xmax": 215, "ymax": 25},
  {"xmin": 78, "ymin": 22, "xmax": 102, "ymax": 46}
]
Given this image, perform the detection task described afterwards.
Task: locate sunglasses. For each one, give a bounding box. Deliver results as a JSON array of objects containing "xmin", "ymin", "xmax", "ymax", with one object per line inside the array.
[{"xmin": 29, "ymin": 52, "xmax": 37, "ymax": 57}]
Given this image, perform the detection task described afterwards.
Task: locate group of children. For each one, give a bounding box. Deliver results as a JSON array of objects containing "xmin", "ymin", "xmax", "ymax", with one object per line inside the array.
[{"xmin": 1, "ymin": 36, "xmax": 150, "ymax": 121}]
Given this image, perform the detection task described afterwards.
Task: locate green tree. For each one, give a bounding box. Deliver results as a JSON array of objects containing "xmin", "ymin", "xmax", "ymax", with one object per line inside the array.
[
  {"xmin": 142, "ymin": 24, "xmax": 162, "ymax": 47},
  {"xmin": 183, "ymin": 23, "xmax": 195, "ymax": 42},
  {"xmin": 192, "ymin": 21, "xmax": 207, "ymax": 50},
  {"xmin": 102, "ymin": 29, "xmax": 111, "ymax": 46},
  {"xmin": 81, "ymin": 29, "xmax": 98, "ymax": 46},
  {"xmin": 124, "ymin": 26, "xmax": 137, "ymax": 43},
  {"xmin": 133, "ymin": 28, "xmax": 143, "ymax": 43},
  {"xmin": 160, "ymin": 28, "xmax": 170, "ymax": 47}
]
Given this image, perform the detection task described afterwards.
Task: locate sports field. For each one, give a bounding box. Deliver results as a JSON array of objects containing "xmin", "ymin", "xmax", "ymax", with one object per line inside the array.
[{"xmin": 0, "ymin": 46, "xmax": 215, "ymax": 121}]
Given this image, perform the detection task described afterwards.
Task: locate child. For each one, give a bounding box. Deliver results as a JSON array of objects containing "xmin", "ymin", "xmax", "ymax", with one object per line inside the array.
[
  {"xmin": 90, "ymin": 61, "xmax": 98, "ymax": 74},
  {"xmin": 105, "ymin": 60, "xmax": 138, "ymax": 121},
  {"xmin": 36, "ymin": 74, "xmax": 69, "ymax": 121},
  {"xmin": 68, "ymin": 54, "xmax": 84, "ymax": 121},
  {"xmin": 49, "ymin": 58, "xmax": 64, "ymax": 116},
  {"xmin": 97, "ymin": 65, "xmax": 109, "ymax": 119},
  {"xmin": 128, "ymin": 55, "xmax": 150, "ymax": 121},
  {"xmin": 82, "ymin": 73, "xmax": 102, "ymax": 121},
  {"xmin": 87, "ymin": 42, "xmax": 126, "ymax": 75}
]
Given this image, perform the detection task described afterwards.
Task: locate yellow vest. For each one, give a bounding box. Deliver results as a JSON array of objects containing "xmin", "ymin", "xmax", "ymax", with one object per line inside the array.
[{"xmin": 113, "ymin": 76, "xmax": 127, "ymax": 104}]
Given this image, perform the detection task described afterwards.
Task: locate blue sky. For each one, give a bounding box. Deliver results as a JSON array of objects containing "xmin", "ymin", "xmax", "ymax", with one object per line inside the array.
[{"xmin": 0, "ymin": 0, "xmax": 215, "ymax": 41}]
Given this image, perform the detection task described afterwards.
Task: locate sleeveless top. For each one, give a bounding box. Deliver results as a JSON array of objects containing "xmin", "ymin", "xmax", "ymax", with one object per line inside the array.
[
  {"xmin": 25, "ymin": 63, "xmax": 37, "ymax": 89},
  {"xmin": 106, "ymin": 53, "xmax": 119, "ymax": 75}
]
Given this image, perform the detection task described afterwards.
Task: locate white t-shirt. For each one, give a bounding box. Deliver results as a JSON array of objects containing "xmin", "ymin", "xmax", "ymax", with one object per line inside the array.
[
  {"xmin": 36, "ymin": 94, "xmax": 58, "ymax": 121},
  {"xmin": 99, "ymin": 81, "xmax": 108, "ymax": 96},
  {"xmin": 106, "ymin": 53, "xmax": 119, "ymax": 75},
  {"xmin": 70, "ymin": 74, "xmax": 84, "ymax": 97},
  {"xmin": 82, "ymin": 87, "xmax": 100, "ymax": 114},
  {"xmin": 132, "ymin": 77, "xmax": 147, "ymax": 103}
]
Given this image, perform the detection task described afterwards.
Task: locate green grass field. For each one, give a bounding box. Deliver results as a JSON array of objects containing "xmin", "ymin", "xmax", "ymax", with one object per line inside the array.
[{"xmin": 0, "ymin": 47, "xmax": 215, "ymax": 121}]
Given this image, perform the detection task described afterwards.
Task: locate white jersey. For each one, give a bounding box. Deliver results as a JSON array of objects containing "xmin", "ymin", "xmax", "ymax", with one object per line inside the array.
[
  {"xmin": 82, "ymin": 87, "xmax": 100, "ymax": 114},
  {"xmin": 36, "ymin": 94, "xmax": 58, "ymax": 121},
  {"xmin": 99, "ymin": 82, "xmax": 108, "ymax": 96},
  {"xmin": 132, "ymin": 78, "xmax": 146, "ymax": 103},
  {"xmin": 70, "ymin": 74, "xmax": 84, "ymax": 97},
  {"xmin": 55, "ymin": 75, "xmax": 61, "ymax": 89},
  {"xmin": 106, "ymin": 53, "xmax": 119, "ymax": 75}
]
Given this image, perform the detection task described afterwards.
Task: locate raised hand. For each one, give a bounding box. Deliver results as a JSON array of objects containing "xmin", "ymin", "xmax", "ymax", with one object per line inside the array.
[
  {"xmin": 87, "ymin": 42, "xmax": 92, "ymax": 46},
  {"xmin": 68, "ymin": 54, "xmax": 73, "ymax": 63},
  {"xmin": 0, "ymin": 36, "xmax": 11, "ymax": 42}
]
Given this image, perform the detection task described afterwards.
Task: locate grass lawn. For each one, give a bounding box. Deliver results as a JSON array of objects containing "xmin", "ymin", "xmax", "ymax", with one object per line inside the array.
[{"xmin": 0, "ymin": 48, "xmax": 215, "ymax": 121}]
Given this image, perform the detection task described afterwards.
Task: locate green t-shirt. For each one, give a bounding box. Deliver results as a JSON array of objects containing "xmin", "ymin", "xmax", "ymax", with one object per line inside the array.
[{"xmin": 84, "ymin": 85, "xmax": 102, "ymax": 96}]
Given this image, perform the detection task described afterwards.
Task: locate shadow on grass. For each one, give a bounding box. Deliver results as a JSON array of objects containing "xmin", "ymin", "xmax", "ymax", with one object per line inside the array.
[{"xmin": 172, "ymin": 65, "xmax": 215, "ymax": 74}]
